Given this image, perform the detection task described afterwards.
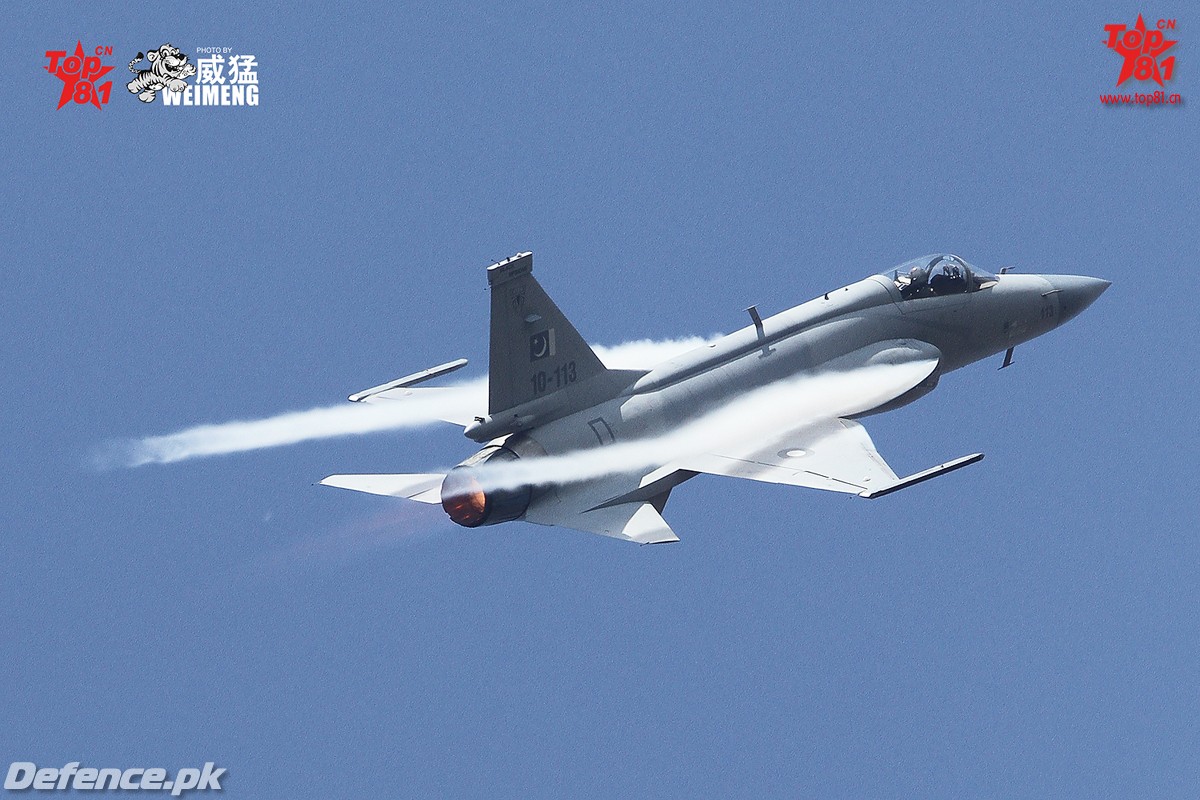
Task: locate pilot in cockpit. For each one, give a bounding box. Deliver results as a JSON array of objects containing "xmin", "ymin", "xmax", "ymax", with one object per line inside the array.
[
  {"xmin": 887, "ymin": 254, "xmax": 998, "ymax": 301},
  {"xmin": 900, "ymin": 265, "xmax": 930, "ymax": 299},
  {"xmin": 928, "ymin": 258, "xmax": 968, "ymax": 295}
]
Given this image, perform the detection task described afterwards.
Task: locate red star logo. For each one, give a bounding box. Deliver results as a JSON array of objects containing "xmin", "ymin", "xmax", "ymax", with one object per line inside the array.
[
  {"xmin": 46, "ymin": 41, "xmax": 114, "ymax": 108},
  {"xmin": 1105, "ymin": 15, "xmax": 1177, "ymax": 86}
]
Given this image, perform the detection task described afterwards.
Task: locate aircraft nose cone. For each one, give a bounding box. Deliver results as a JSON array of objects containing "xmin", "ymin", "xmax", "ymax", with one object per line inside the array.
[{"xmin": 1047, "ymin": 275, "xmax": 1111, "ymax": 324}]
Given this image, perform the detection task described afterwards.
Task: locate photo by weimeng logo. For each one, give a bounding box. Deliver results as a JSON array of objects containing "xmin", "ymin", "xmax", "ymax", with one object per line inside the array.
[{"xmin": 163, "ymin": 47, "xmax": 259, "ymax": 106}]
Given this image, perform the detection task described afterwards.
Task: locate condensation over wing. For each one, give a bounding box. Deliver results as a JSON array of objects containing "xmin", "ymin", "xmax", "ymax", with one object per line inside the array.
[
  {"xmin": 664, "ymin": 337, "xmax": 962, "ymax": 495},
  {"xmin": 677, "ymin": 418, "xmax": 899, "ymax": 494}
]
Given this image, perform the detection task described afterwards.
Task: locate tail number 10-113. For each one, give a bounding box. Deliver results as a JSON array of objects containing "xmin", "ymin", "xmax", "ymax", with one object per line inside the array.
[{"xmin": 531, "ymin": 361, "xmax": 577, "ymax": 394}]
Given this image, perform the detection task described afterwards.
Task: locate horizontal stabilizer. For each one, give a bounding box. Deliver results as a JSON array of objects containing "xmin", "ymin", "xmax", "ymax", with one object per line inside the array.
[
  {"xmin": 319, "ymin": 473, "xmax": 445, "ymax": 504},
  {"xmin": 858, "ymin": 453, "xmax": 984, "ymax": 499},
  {"xmin": 348, "ymin": 358, "xmax": 468, "ymax": 402},
  {"xmin": 351, "ymin": 385, "xmax": 484, "ymax": 427}
]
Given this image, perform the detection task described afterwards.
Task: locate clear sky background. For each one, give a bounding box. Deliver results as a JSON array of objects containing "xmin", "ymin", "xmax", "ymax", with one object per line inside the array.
[{"xmin": 2, "ymin": 2, "xmax": 1197, "ymax": 798}]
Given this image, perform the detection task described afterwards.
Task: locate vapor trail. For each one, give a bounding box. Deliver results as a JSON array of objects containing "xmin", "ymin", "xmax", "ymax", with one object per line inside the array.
[
  {"xmin": 103, "ymin": 382, "xmax": 487, "ymax": 468},
  {"xmin": 469, "ymin": 358, "xmax": 935, "ymax": 492},
  {"xmin": 103, "ymin": 337, "xmax": 719, "ymax": 468}
]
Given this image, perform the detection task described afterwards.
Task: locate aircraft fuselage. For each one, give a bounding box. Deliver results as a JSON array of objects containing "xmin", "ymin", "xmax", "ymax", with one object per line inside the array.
[{"xmin": 506, "ymin": 270, "xmax": 1108, "ymax": 457}]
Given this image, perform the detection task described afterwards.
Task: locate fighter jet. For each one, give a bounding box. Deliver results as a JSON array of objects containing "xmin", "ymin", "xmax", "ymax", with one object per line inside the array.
[{"xmin": 321, "ymin": 252, "xmax": 1109, "ymax": 544}]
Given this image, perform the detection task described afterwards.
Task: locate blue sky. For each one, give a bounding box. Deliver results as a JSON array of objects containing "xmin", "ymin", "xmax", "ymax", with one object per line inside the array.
[{"xmin": 2, "ymin": 2, "xmax": 1197, "ymax": 797}]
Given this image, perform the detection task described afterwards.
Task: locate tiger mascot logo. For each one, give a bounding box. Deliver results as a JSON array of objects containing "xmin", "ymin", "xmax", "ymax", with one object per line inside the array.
[{"xmin": 126, "ymin": 44, "xmax": 196, "ymax": 103}]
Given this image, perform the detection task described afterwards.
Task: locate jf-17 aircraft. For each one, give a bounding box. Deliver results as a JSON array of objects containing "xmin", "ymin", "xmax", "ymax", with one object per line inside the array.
[{"xmin": 321, "ymin": 252, "xmax": 1109, "ymax": 544}]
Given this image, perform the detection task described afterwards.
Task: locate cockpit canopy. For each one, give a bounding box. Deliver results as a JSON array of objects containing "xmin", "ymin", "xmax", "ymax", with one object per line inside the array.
[{"xmin": 880, "ymin": 254, "xmax": 998, "ymax": 300}]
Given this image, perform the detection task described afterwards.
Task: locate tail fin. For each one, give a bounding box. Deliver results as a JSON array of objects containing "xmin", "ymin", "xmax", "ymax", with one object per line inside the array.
[{"xmin": 486, "ymin": 252, "xmax": 608, "ymax": 413}]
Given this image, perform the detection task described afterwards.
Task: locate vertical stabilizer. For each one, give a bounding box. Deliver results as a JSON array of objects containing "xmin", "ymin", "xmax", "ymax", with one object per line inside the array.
[{"xmin": 487, "ymin": 252, "xmax": 607, "ymax": 414}]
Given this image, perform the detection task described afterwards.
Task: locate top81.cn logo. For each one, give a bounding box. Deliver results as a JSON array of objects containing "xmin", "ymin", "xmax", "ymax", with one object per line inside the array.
[
  {"xmin": 45, "ymin": 41, "xmax": 115, "ymax": 108},
  {"xmin": 1103, "ymin": 15, "xmax": 1177, "ymax": 86}
]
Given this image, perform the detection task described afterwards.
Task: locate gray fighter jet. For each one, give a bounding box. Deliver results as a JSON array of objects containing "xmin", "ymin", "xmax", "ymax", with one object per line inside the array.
[{"xmin": 321, "ymin": 252, "xmax": 1109, "ymax": 544}]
